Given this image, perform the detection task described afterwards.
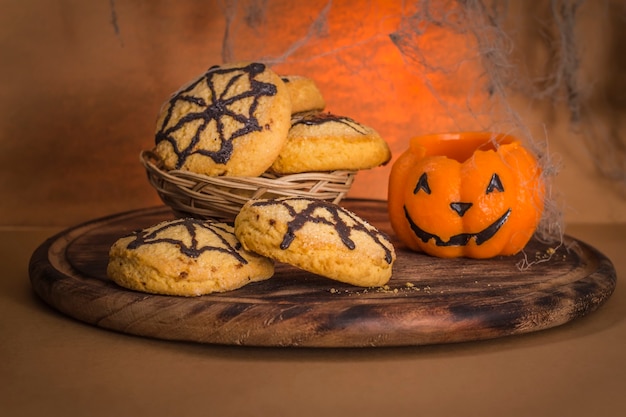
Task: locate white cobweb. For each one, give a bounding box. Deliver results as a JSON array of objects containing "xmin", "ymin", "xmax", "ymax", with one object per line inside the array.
[{"xmin": 212, "ymin": 0, "xmax": 624, "ymax": 243}]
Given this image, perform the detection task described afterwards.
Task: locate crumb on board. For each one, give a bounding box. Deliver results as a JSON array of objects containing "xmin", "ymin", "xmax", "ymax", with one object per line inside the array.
[{"xmin": 327, "ymin": 282, "xmax": 438, "ymax": 296}]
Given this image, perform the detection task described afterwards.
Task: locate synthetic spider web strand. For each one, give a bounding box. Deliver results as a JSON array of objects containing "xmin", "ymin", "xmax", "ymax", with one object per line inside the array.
[
  {"xmin": 463, "ymin": 0, "xmax": 566, "ymax": 245},
  {"xmin": 264, "ymin": 0, "xmax": 332, "ymax": 66},
  {"xmin": 532, "ymin": 0, "xmax": 626, "ymax": 205},
  {"xmin": 389, "ymin": 0, "xmax": 517, "ymax": 133},
  {"xmin": 388, "ymin": 15, "xmax": 471, "ymax": 132},
  {"xmin": 270, "ymin": 0, "xmax": 402, "ymax": 68},
  {"xmin": 568, "ymin": 1, "xmax": 626, "ymax": 196},
  {"xmin": 581, "ymin": 112, "xmax": 626, "ymax": 196},
  {"xmin": 515, "ymin": 222, "xmax": 564, "ymax": 271},
  {"xmin": 219, "ymin": 0, "xmax": 239, "ymax": 63},
  {"xmin": 508, "ymin": 0, "xmax": 626, "ymax": 197},
  {"xmin": 550, "ymin": 0, "xmax": 584, "ymax": 124},
  {"xmin": 216, "ymin": 0, "xmax": 617, "ymax": 229},
  {"xmin": 219, "ymin": 0, "xmax": 334, "ymax": 66},
  {"xmin": 506, "ymin": 0, "xmax": 583, "ymax": 109},
  {"xmin": 389, "ymin": 0, "xmax": 566, "ymax": 246}
]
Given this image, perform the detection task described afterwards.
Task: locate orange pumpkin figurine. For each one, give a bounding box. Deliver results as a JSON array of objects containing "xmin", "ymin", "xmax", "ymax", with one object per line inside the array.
[{"xmin": 388, "ymin": 132, "xmax": 545, "ymax": 258}]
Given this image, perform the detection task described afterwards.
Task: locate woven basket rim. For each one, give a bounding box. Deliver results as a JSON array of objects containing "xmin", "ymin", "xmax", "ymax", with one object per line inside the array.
[
  {"xmin": 140, "ymin": 150, "xmax": 357, "ymax": 220},
  {"xmin": 141, "ymin": 149, "xmax": 356, "ymax": 183}
]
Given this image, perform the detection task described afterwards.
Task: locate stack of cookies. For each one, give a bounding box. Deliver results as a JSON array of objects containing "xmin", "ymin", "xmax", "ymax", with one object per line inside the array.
[
  {"xmin": 107, "ymin": 62, "xmax": 396, "ymax": 296},
  {"xmin": 153, "ymin": 61, "xmax": 391, "ymax": 178},
  {"xmin": 142, "ymin": 61, "xmax": 391, "ymax": 220}
]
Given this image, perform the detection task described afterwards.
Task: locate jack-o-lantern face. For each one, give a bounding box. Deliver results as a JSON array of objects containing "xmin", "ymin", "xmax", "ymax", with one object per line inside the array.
[{"xmin": 388, "ymin": 132, "xmax": 545, "ymax": 258}]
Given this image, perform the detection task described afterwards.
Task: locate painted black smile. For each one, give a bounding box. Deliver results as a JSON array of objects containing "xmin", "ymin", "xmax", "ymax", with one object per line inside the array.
[{"xmin": 403, "ymin": 206, "xmax": 512, "ymax": 247}]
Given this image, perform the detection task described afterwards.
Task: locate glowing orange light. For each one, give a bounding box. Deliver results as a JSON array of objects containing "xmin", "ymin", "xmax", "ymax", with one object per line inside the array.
[{"xmin": 223, "ymin": 0, "xmax": 494, "ymax": 199}]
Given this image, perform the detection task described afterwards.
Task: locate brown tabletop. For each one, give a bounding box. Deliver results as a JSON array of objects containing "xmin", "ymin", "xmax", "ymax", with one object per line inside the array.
[{"xmin": 2, "ymin": 223, "xmax": 625, "ymax": 417}]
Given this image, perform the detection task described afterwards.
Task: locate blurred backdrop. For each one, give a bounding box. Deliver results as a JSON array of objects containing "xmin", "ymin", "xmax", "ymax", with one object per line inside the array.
[{"xmin": 1, "ymin": 0, "xmax": 625, "ymax": 228}]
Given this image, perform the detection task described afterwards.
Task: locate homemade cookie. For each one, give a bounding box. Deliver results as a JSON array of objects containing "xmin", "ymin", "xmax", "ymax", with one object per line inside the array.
[
  {"xmin": 107, "ymin": 218, "xmax": 274, "ymax": 296},
  {"xmin": 154, "ymin": 62, "xmax": 292, "ymax": 177},
  {"xmin": 234, "ymin": 197, "xmax": 396, "ymax": 287},
  {"xmin": 269, "ymin": 112, "xmax": 392, "ymax": 174},
  {"xmin": 280, "ymin": 75, "xmax": 326, "ymax": 114}
]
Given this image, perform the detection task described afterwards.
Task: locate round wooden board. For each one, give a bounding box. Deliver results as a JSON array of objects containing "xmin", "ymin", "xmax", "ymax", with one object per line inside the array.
[{"xmin": 29, "ymin": 200, "xmax": 616, "ymax": 347}]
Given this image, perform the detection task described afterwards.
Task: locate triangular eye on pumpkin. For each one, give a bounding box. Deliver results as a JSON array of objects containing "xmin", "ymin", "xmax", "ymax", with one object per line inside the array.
[
  {"xmin": 387, "ymin": 132, "xmax": 545, "ymax": 259},
  {"xmin": 486, "ymin": 173, "xmax": 504, "ymax": 194},
  {"xmin": 414, "ymin": 173, "xmax": 431, "ymax": 195}
]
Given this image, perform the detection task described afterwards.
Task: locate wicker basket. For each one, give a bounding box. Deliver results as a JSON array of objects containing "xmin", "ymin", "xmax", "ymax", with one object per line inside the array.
[{"xmin": 141, "ymin": 150, "xmax": 357, "ymax": 221}]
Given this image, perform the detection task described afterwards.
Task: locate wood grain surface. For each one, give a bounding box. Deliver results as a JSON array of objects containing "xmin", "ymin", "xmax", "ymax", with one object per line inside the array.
[{"xmin": 28, "ymin": 200, "xmax": 617, "ymax": 347}]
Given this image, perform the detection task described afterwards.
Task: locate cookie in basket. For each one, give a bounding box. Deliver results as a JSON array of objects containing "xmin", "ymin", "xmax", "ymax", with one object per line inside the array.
[
  {"xmin": 280, "ymin": 75, "xmax": 326, "ymax": 114},
  {"xmin": 234, "ymin": 197, "xmax": 396, "ymax": 287},
  {"xmin": 154, "ymin": 62, "xmax": 292, "ymax": 177},
  {"xmin": 107, "ymin": 218, "xmax": 274, "ymax": 296},
  {"xmin": 269, "ymin": 112, "xmax": 392, "ymax": 174}
]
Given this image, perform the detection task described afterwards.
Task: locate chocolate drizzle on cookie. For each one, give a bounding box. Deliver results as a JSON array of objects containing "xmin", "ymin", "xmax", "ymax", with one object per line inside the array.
[
  {"xmin": 155, "ymin": 62, "xmax": 278, "ymax": 168},
  {"xmin": 291, "ymin": 112, "xmax": 369, "ymax": 135},
  {"xmin": 251, "ymin": 198, "xmax": 393, "ymax": 264},
  {"xmin": 126, "ymin": 218, "xmax": 248, "ymax": 264}
]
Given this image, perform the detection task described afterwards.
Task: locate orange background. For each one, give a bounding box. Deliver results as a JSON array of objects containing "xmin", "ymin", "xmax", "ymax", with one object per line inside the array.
[{"xmin": 1, "ymin": 0, "xmax": 625, "ymax": 228}]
